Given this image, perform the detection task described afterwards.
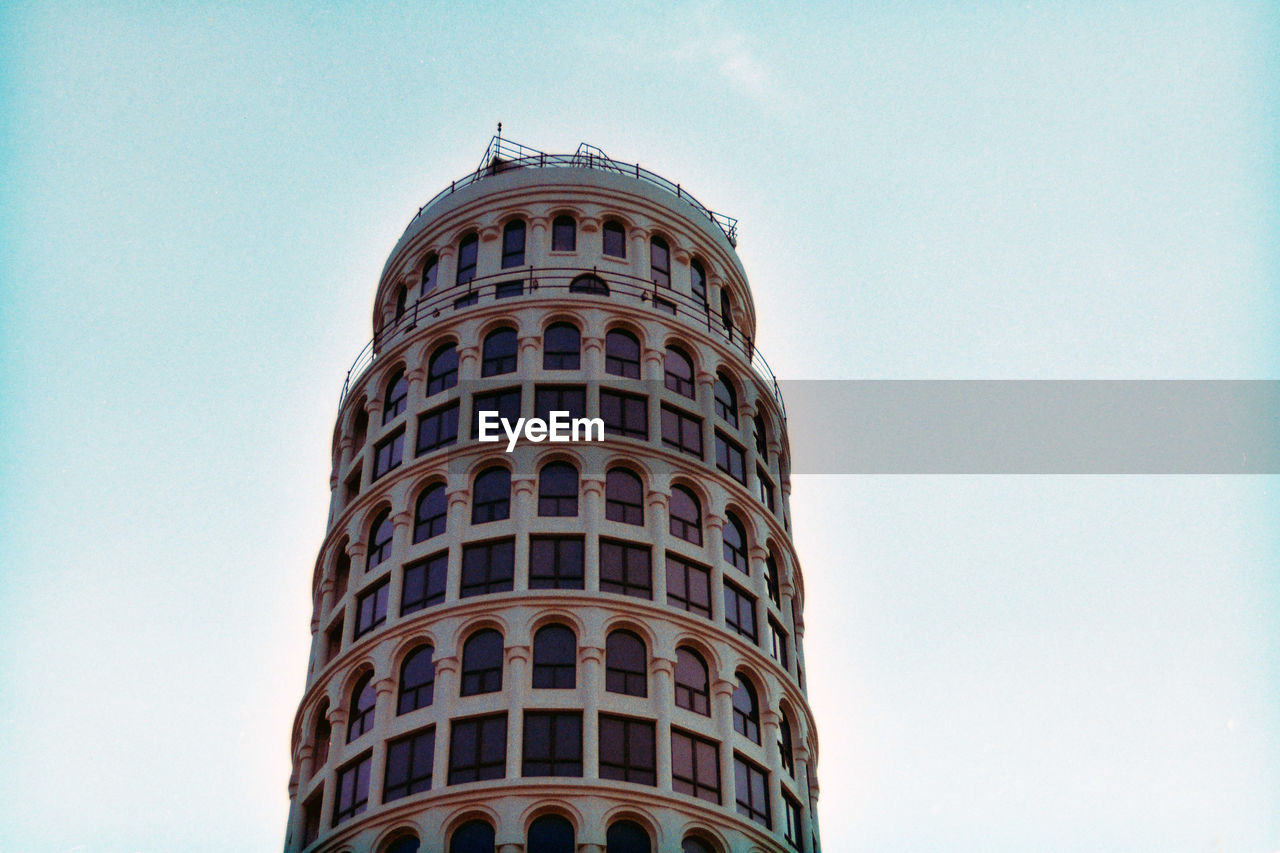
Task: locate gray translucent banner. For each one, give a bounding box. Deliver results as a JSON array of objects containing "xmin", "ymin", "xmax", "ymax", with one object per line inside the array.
[{"xmin": 780, "ymin": 381, "xmax": 1280, "ymax": 474}]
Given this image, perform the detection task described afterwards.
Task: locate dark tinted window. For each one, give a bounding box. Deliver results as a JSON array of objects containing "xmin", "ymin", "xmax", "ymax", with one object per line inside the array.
[
  {"xmin": 449, "ymin": 819, "xmax": 496, "ymax": 853},
  {"xmin": 384, "ymin": 727, "xmax": 434, "ymax": 801},
  {"xmin": 662, "ymin": 406, "xmax": 703, "ymax": 459},
  {"xmin": 671, "ymin": 729, "xmax": 720, "ymax": 803},
  {"xmin": 421, "ymin": 254, "xmax": 438, "ymax": 295},
  {"xmin": 690, "ymin": 259, "xmax": 707, "ymax": 303},
  {"xmin": 354, "ymin": 578, "xmax": 389, "ymax": 639},
  {"xmin": 599, "ymin": 539, "xmax": 652, "ymax": 599},
  {"xmin": 481, "ymin": 327, "xmax": 518, "ymax": 376},
  {"xmin": 552, "ymin": 215, "xmax": 576, "ymax": 251},
  {"xmin": 538, "ymin": 462, "xmax": 578, "ymax": 516},
  {"xmin": 715, "ymin": 432, "xmax": 746, "ymax": 484},
  {"xmin": 385, "ymin": 370, "xmax": 408, "ymax": 422},
  {"xmin": 601, "ymin": 390, "xmax": 647, "ymax": 439},
  {"xmin": 417, "ymin": 401, "xmax": 459, "ymax": 454},
  {"xmin": 522, "ymin": 713, "xmax": 583, "ymax": 778},
  {"xmin": 414, "ymin": 483, "xmax": 447, "ymax": 542},
  {"xmin": 650, "ymin": 236, "xmax": 670, "ymax": 287},
  {"xmin": 722, "ymin": 512, "xmax": 749, "ymax": 572},
  {"xmin": 663, "ymin": 347, "xmax": 695, "ymax": 397},
  {"xmin": 501, "ymin": 219, "xmax": 525, "ymax": 268},
  {"xmin": 668, "ymin": 486, "xmax": 702, "ymax": 545},
  {"xmin": 606, "ymin": 821, "xmax": 652, "ymax": 853},
  {"xmin": 373, "ymin": 430, "xmax": 404, "ymax": 480},
  {"xmin": 602, "ymin": 220, "xmax": 626, "ymax": 257},
  {"xmin": 447, "ymin": 714, "xmax": 506, "ymax": 784},
  {"xmin": 666, "ymin": 554, "xmax": 712, "ymax": 619},
  {"xmin": 734, "ymin": 754, "xmax": 771, "ymax": 828},
  {"xmin": 472, "ymin": 467, "xmax": 511, "ymax": 524},
  {"xmin": 605, "ymin": 630, "xmax": 647, "ymax": 697},
  {"xmin": 472, "ymin": 387, "xmax": 521, "ymax": 439},
  {"xmin": 398, "ymin": 645, "xmax": 435, "ymax": 714},
  {"xmin": 347, "ymin": 672, "xmax": 376, "ymax": 742},
  {"xmin": 605, "ymin": 329, "xmax": 641, "ymax": 378},
  {"xmin": 456, "ymin": 233, "xmax": 478, "ymax": 285},
  {"xmin": 427, "ymin": 343, "xmax": 458, "ymax": 395},
  {"xmin": 605, "ymin": 468, "xmax": 644, "ymax": 525},
  {"xmin": 713, "ymin": 373, "xmax": 737, "ymax": 426},
  {"xmin": 674, "ymin": 647, "xmax": 710, "ymax": 715},
  {"xmin": 732, "ymin": 676, "xmax": 761, "ymax": 743},
  {"xmin": 527, "ymin": 814, "xmax": 576, "ymax": 852},
  {"xmin": 460, "ymin": 538, "xmax": 515, "ymax": 598},
  {"xmin": 598, "ymin": 714, "xmax": 655, "ymax": 785},
  {"xmin": 332, "ymin": 752, "xmax": 371, "ymax": 825},
  {"xmin": 532, "ymin": 624, "xmax": 576, "ymax": 688},
  {"xmin": 543, "ymin": 323, "xmax": 581, "ymax": 369},
  {"xmin": 401, "ymin": 552, "xmax": 447, "ymax": 614},
  {"xmin": 368, "ymin": 509, "xmax": 393, "ymax": 567},
  {"xmin": 725, "ymin": 582, "xmax": 758, "ymax": 643},
  {"xmin": 460, "ymin": 630, "xmax": 503, "ymax": 696},
  {"xmin": 533, "ymin": 384, "xmax": 586, "ymax": 423}
]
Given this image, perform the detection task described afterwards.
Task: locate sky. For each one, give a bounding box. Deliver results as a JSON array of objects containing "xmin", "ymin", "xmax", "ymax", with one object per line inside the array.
[{"xmin": 1, "ymin": 2, "xmax": 1278, "ymax": 851}]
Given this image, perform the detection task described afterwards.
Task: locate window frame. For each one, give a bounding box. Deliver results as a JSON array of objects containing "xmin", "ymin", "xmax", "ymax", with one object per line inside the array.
[{"xmin": 447, "ymin": 713, "xmax": 507, "ymax": 784}]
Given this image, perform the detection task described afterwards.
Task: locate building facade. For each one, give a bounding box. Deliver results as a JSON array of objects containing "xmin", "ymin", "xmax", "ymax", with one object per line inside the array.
[{"xmin": 284, "ymin": 138, "xmax": 820, "ymax": 853}]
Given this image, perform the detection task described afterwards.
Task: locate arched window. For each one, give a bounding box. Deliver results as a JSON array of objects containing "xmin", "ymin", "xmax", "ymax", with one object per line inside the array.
[
  {"xmin": 668, "ymin": 486, "xmax": 702, "ymax": 546},
  {"xmin": 722, "ymin": 512, "xmax": 748, "ymax": 573},
  {"xmin": 605, "ymin": 630, "xmax": 647, "ymax": 697},
  {"xmin": 764, "ymin": 553, "xmax": 781, "ymax": 606},
  {"xmin": 690, "ymin": 259, "xmax": 707, "ymax": 303},
  {"xmin": 532, "ymin": 624, "xmax": 576, "ymax": 688},
  {"xmin": 472, "ymin": 467, "xmax": 511, "ymax": 524},
  {"xmin": 552, "ymin": 215, "xmax": 576, "ymax": 251},
  {"xmin": 456, "ymin": 233, "xmax": 478, "ymax": 285},
  {"xmin": 650, "ymin": 235, "xmax": 671, "ymax": 287},
  {"xmin": 682, "ymin": 837, "xmax": 716, "ymax": 853},
  {"xmin": 421, "ymin": 253, "xmax": 439, "ymax": 296},
  {"xmin": 312, "ymin": 701, "xmax": 331, "ymax": 769},
  {"xmin": 538, "ymin": 462, "xmax": 578, "ymax": 517},
  {"xmin": 347, "ymin": 672, "xmax": 376, "ymax": 742},
  {"xmin": 543, "ymin": 323, "xmax": 581, "ymax": 370},
  {"xmin": 713, "ymin": 372, "xmax": 737, "ymax": 427},
  {"xmin": 605, "ymin": 468, "xmax": 643, "ymax": 525},
  {"xmin": 460, "ymin": 629, "xmax": 503, "ymax": 696},
  {"xmin": 386, "ymin": 836, "xmax": 421, "ymax": 853},
  {"xmin": 664, "ymin": 346, "xmax": 695, "ymax": 398},
  {"xmin": 398, "ymin": 645, "xmax": 435, "ymax": 714},
  {"xmin": 449, "ymin": 819, "xmax": 495, "ymax": 853},
  {"xmin": 602, "ymin": 220, "xmax": 626, "ymax": 258},
  {"xmin": 606, "ymin": 820, "xmax": 651, "ymax": 853},
  {"xmin": 427, "ymin": 343, "xmax": 458, "ymax": 395},
  {"xmin": 481, "ymin": 327, "xmax": 518, "ymax": 376},
  {"xmin": 393, "ymin": 285, "xmax": 407, "ymax": 321},
  {"xmin": 501, "ymin": 219, "xmax": 526, "ymax": 268},
  {"xmin": 384, "ymin": 370, "xmax": 408, "ymax": 423},
  {"xmin": 414, "ymin": 483, "xmax": 447, "ymax": 542},
  {"xmin": 732, "ymin": 676, "xmax": 761, "ymax": 744},
  {"xmin": 605, "ymin": 329, "xmax": 641, "ymax": 378},
  {"xmin": 527, "ymin": 815, "xmax": 574, "ymax": 853},
  {"xmin": 779, "ymin": 712, "xmax": 795, "ymax": 777},
  {"xmin": 569, "ymin": 273, "xmax": 609, "ymax": 295},
  {"xmin": 352, "ymin": 407, "xmax": 368, "ymax": 450},
  {"xmin": 720, "ymin": 289, "xmax": 734, "ymax": 339},
  {"xmin": 674, "ymin": 647, "xmax": 711, "ymax": 715},
  {"xmin": 753, "ymin": 413, "xmax": 768, "ymax": 461},
  {"xmin": 368, "ymin": 509, "xmax": 393, "ymax": 568}
]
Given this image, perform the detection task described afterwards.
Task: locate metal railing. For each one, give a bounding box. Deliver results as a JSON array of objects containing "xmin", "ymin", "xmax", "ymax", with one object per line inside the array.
[
  {"xmin": 339, "ymin": 266, "xmax": 784, "ymax": 418},
  {"xmin": 406, "ymin": 135, "xmax": 739, "ymax": 247}
]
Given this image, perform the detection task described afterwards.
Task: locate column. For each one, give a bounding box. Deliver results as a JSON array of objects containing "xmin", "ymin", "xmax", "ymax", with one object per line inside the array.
[
  {"xmin": 582, "ymin": 475, "xmax": 605, "ymax": 591},
  {"xmin": 648, "ymin": 489, "xmax": 670, "ymax": 603},
  {"xmin": 712, "ymin": 677, "xmax": 738, "ymax": 808},
  {"xmin": 365, "ymin": 676, "xmax": 396, "ymax": 805},
  {"xmin": 430, "ymin": 655, "xmax": 459, "ymax": 786},
  {"xmin": 652, "ymin": 656, "xmax": 676, "ymax": 791},
  {"xmin": 511, "ymin": 477, "xmax": 536, "ymax": 591},
  {"xmin": 762, "ymin": 707, "xmax": 785, "ymax": 833},
  {"xmin": 504, "ymin": 644, "xmax": 530, "ymax": 779},
  {"xmin": 581, "ymin": 643, "xmax": 605, "ymax": 779}
]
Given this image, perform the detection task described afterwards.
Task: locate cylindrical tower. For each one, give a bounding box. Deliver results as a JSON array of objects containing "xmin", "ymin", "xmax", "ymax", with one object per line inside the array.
[{"xmin": 284, "ymin": 137, "xmax": 820, "ymax": 853}]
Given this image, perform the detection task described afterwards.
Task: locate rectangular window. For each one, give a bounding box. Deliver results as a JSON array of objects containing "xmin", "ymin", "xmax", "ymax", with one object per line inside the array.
[
  {"xmin": 416, "ymin": 402, "xmax": 459, "ymax": 455},
  {"xmin": 471, "ymin": 388, "xmax": 521, "ymax": 439},
  {"xmin": 401, "ymin": 552, "xmax": 448, "ymax": 615},
  {"xmin": 715, "ymin": 431, "xmax": 746, "ymax": 484},
  {"xmin": 522, "ymin": 711, "xmax": 583, "ymax": 777},
  {"xmin": 534, "ymin": 385, "xmax": 586, "ymax": 422},
  {"xmin": 353, "ymin": 578, "xmax": 389, "ymax": 639},
  {"xmin": 725, "ymin": 581, "xmax": 758, "ymax": 643},
  {"xmin": 552, "ymin": 219, "xmax": 576, "ymax": 251},
  {"xmin": 495, "ymin": 279, "xmax": 523, "ymax": 299},
  {"xmin": 598, "ymin": 714, "xmax": 656, "ymax": 786},
  {"xmin": 757, "ymin": 466, "xmax": 776, "ymax": 512},
  {"xmin": 332, "ymin": 752, "xmax": 371, "ymax": 825},
  {"xmin": 662, "ymin": 405, "xmax": 703, "ymax": 459},
  {"xmin": 652, "ymin": 295, "xmax": 677, "ymax": 315},
  {"xmin": 448, "ymin": 713, "xmax": 507, "ymax": 784},
  {"xmin": 666, "ymin": 554, "xmax": 712, "ymax": 619},
  {"xmin": 325, "ymin": 618, "xmax": 344, "ymax": 664},
  {"xmin": 599, "ymin": 539, "xmax": 652, "ymax": 599},
  {"xmin": 769, "ymin": 617, "xmax": 790, "ymax": 670},
  {"xmin": 783, "ymin": 791, "xmax": 804, "ymax": 850},
  {"xmin": 454, "ymin": 291, "xmax": 478, "ymax": 310},
  {"xmin": 344, "ymin": 465, "xmax": 362, "ymax": 503},
  {"xmin": 460, "ymin": 538, "xmax": 515, "ymax": 598},
  {"xmin": 301, "ymin": 789, "xmax": 322, "ymax": 846},
  {"xmin": 735, "ymin": 754, "xmax": 772, "ymax": 828},
  {"xmin": 373, "ymin": 429, "xmax": 405, "ymax": 480},
  {"xmin": 601, "ymin": 389, "xmax": 648, "ymax": 439},
  {"xmin": 671, "ymin": 728, "xmax": 721, "ymax": 804},
  {"xmin": 529, "ymin": 535, "xmax": 585, "ymax": 590},
  {"xmin": 384, "ymin": 726, "xmax": 435, "ymax": 802}
]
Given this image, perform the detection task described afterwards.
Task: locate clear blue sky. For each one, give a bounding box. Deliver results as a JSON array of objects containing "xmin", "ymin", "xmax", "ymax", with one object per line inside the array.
[{"xmin": 2, "ymin": 2, "xmax": 1277, "ymax": 851}]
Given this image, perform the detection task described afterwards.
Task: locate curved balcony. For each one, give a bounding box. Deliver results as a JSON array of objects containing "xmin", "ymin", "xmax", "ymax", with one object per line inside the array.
[{"xmin": 338, "ymin": 265, "xmax": 785, "ymax": 417}]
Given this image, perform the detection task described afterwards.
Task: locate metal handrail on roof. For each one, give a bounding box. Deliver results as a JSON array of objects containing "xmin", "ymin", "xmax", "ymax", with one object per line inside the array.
[{"xmin": 407, "ymin": 135, "xmax": 739, "ymax": 247}]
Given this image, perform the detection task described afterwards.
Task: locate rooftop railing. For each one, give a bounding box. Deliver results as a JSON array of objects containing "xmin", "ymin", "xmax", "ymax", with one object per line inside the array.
[
  {"xmin": 405, "ymin": 136, "xmax": 739, "ymax": 247},
  {"xmin": 339, "ymin": 265, "xmax": 785, "ymax": 418}
]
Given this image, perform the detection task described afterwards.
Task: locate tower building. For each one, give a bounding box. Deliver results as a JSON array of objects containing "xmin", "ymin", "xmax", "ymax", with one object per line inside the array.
[{"xmin": 284, "ymin": 136, "xmax": 820, "ymax": 853}]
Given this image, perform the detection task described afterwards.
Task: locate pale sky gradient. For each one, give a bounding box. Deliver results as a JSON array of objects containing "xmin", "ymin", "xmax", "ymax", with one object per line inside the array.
[{"xmin": 2, "ymin": 2, "xmax": 1277, "ymax": 852}]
